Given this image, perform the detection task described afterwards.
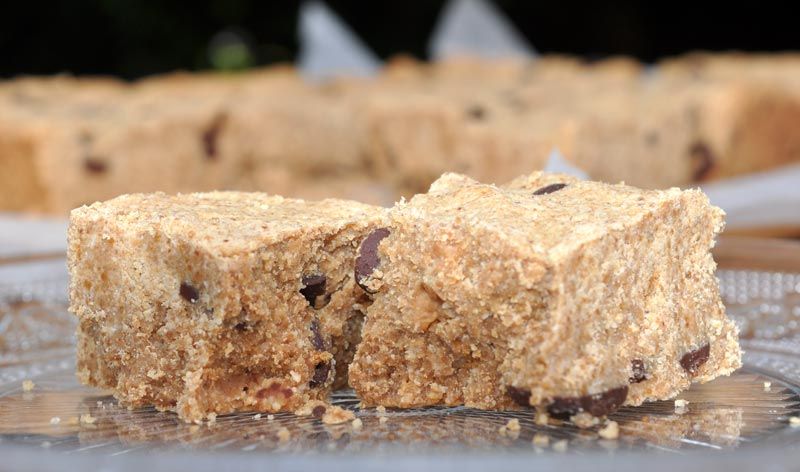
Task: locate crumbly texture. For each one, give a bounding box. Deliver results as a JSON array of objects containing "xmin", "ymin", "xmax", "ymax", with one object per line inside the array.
[
  {"xmin": 349, "ymin": 172, "xmax": 741, "ymax": 416},
  {"xmin": 4, "ymin": 54, "xmax": 800, "ymax": 216},
  {"xmin": 68, "ymin": 191, "xmax": 384, "ymax": 422}
]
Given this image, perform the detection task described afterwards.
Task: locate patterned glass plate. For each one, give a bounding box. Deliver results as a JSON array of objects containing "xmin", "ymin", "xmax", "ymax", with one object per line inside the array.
[{"xmin": 2, "ymin": 237, "xmax": 800, "ymax": 470}]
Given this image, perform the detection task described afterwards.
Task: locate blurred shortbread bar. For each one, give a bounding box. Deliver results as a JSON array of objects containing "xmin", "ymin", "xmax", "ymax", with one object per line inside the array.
[
  {"xmin": 4, "ymin": 54, "xmax": 800, "ymax": 215},
  {"xmin": 68, "ymin": 191, "xmax": 383, "ymax": 422},
  {"xmin": 349, "ymin": 172, "xmax": 741, "ymax": 416}
]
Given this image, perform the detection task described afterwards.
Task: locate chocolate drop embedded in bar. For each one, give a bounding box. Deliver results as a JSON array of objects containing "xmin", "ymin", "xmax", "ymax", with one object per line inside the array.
[
  {"xmin": 355, "ymin": 228, "xmax": 390, "ymax": 293},
  {"xmin": 300, "ymin": 274, "xmax": 328, "ymax": 309},
  {"xmin": 506, "ymin": 385, "xmax": 532, "ymax": 407},
  {"xmin": 532, "ymin": 182, "xmax": 568, "ymax": 195},
  {"xmin": 547, "ymin": 386, "xmax": 629, "ymax": 418},
  {"xmin": 179, "ymin": 282, "xmax": 199, "ymax": 303},
  {"xmin": 680, "ymin": 343, "xmax": 711, "ymax": 375},
  {"xmin": 630, "ymin": 359, "xmax": 647, "ymax": 383}
]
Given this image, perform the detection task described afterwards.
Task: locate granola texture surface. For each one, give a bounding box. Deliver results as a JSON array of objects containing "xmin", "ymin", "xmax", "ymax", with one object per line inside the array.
[
  {"xmin": 68, "ymin": 191, "xmax": 384, "ymax": 422},
  {"xmin": 349, "ymin": 172, "xmax": 741, "ymax": 416}
]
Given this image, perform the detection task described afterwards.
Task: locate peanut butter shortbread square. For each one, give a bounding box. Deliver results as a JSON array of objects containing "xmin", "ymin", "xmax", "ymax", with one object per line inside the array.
[
  {"xmin": 68, "ymin": 192, "xmax": 384, "ymax": 422},
  {"xmin": 349, "ymin": 172, "xmax": 740, "ymax": 417}
]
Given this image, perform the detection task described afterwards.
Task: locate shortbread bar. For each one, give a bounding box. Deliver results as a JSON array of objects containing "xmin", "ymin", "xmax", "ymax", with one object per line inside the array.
[
  {"xmin": 68, "ymin": 192, "xmax": 383, "ymax": 422},
  {"xmin": 349, "ymin": 172, "xmax": 741, "ymax": 416}
]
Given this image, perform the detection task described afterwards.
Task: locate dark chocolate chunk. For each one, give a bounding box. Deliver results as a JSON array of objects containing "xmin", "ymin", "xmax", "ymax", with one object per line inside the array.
[
  {"xmin": 680, "ymin": 343, "xmax": 710, "ymax": 376},
  {"xmin": 689, "ymin": 141, "xmax": 715, "ymax": 181},
  {"xmin": 506, "ymin": 385, "xmax": 532, "ymax": 407},
  {"xmin": 300, "ymin": 274, "xmax": 329, "ymax": 309},
  {"xmin": 533, "ymin": 183, "xmax": 568, "ymax": 196},
  {"xmin": 355, "ymin": 228, "xmax": 390, "ymax": 293},
  {"xmin": 309, "ymin": 361, "xmax": 331, "ymax": 388},
  {"xmin": 644, "ymin": 131, "xmax": 660, "ymax": 147},
  {"xmin": 310, "ymin": 319, "xmax": 325, "ymax": 351},
  {"xmin": 234, "ymin": 322, "xmax": 248, "ymax": 332},
  {"xmin": 466, "ymin": 105, "xmax": 487, "ymax": 120},
  {"xmin": 312, "ymin": 405, "xmax": 327, "ymax": 418},
  {"xmin": 629, "ymin": 359, "xmax": 647, "ymax": 383},
  {"xmin": 201, "ymin": 112, "xmax": 227, "ymax": 159},
  {"xmin": 179, "ymin": 282, "xmax": 199, "ymax": 303},
  {"xmin": 547, "ymin": 385, "xmax": 628, "ymax": 418},
  {"xmin": 83, "ymin": 157, "xmax": 108, "ymax": 174}
]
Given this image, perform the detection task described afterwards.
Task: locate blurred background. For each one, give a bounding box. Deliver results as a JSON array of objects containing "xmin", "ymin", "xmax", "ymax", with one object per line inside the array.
[{"xmin": 2, "ymin": 1, "xmax": 800, "ymax": 78}]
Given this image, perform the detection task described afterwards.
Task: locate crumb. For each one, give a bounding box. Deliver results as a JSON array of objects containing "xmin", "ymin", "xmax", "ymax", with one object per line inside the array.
[
  {"xmin": 498, "ymin": 425, "xmax": 508, "ymax": 437},
  {"xmin": 253, "ymin": 413, "xmax": 262, "ymax": 420},
  {"xmin": 22, "ymin": 380, "xmax": 35, "ymax": 392},
  {"xmin": 552, "ymin": 439, "xmax": 569, "ymax": 453},
  {"xmin": 571, "ymin": 412, "xmax": 599, "ymax": 429},
  {"xmin": 79, "ymin": 413, "xmax": 96, "ymax": 425},
  {"xmin": 764, "ymin": 381, "xmax": 772, "ymax": 392},
  {"xmin": 294, "ymin": 400, "xmax": 329, "ymax": 417},
  {"xmin": 376, "ymin": 405, "xmax": 386, "ymax": 415},
  {"xmin": 351, "ymin": 418, "xmax": 363, "ymax": 430},
  {"xmin": 322, "ymin": 405, "xmax": 355, "ymax": 425},
  {"xmin": 598, "ymin": 420, "xmax": 619, "ymax": 440},
  {"xmin": 96, "ymin": 400, "xmax": 103, "ymax": 406},
  {"xmin": 532, "ymin": 433, "xmax": 550, "ymax": 447},
  {"xmin": 277, "ymin": 427, "xmax": 291, "ymax": 442},
  {"xmin": 789, "ymin": 416, "xmax": 800, "ymax": 427},
  {"xmin": 267, "ymin": 414, "xmax": 275, "ymax": 421},
  {"xmin": 206, "ymin": 413, "xmax": 217, "ymax": 424},
  {"xmin": 506, "ymin": 418, "xmax": 521, "ymax": 431},
  {"xmin": 49, "ymin": 417, "xmax": 61, "ymax": 425},
  {"xmin": 674, "ymin": 399, "xmax": 689, "ymax": 408},
  {"xmin": 531, "ymin": 433, "xmax": 550, "ymax": 447},
  {"xmin": 379, "ymin": 416, "xmax": 388, "ymax": 424},
  {"xmin": 535, "ymin": 412, "xmax": 549, "ymax": 426}
]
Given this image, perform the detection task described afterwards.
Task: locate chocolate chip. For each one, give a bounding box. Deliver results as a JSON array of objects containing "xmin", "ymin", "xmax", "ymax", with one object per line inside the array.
[
  {"xmin": 630, "ymin": 359, "xmax": 647, "ymax": 383},
  {"xmin": 548, "ymin": 385, "xmax": 628, "ymax": 418},
  {"xmin": 309, "ymin": 361, "xmax": 331, "ymax": 388},
  {"xmin": 506, "ymin": 385, "xmax": 531, "ymax": 407},
  {"xmin": 355, "ymin": 228, "xmax": 390, "ymax": 293},
  {"xmin": 300, "ymin": 274, "xmax": 329, "ymax": 309},
  {"xmin": 179, "ymin": 282, "xmax": 199, "ymax": 303},
  {"xmin": 689, "ymin": 141, "xmax": 715, "ymax": 181},
  {"xmin": 465, "ymin": 105, "xmax": 487, "ymax": 120},
  {"xmin": 84, "ymin": 157, "xmax": 108, "ymax": 174},
  {"xmin": 310, "ymin": 319, "xmax": 325, "ymax": 351},
  {"xmin": 234, "ymin": 322, "xmax": 248, "ymax": 332},
  {"xmin": 312, "ymin": 405, "xmax": 327, "ymax": 418},
  {"xmin": 680, "ymin": 343, "xmax": 710, "ymax": 376},
  {"xmin": 533, "ymin": 183, "xmax": 568, "ymax": 196},
  {"xmin": 644, "ymin": 131, "xmax": 659, "ymax": 147},
  {"xmin": 201, "ymin": 112, "xmax": 227, "ymax": 159}
]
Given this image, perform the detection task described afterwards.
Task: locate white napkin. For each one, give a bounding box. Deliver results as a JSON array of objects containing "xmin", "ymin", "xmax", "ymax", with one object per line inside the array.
[
  {"xmin": 701, "ymin": 165, "xmax": 800, "ymax": 231},
  {"xmin": 297, "ymin": 1, "xmax": 381, "ymax": 80},
  {"xmin": 0, "ymin": 214, "xmax": 68, "ymax": 260},
  {"xmin": 428, "ymin": 0, "xmax": 536, "ymax": 60}
]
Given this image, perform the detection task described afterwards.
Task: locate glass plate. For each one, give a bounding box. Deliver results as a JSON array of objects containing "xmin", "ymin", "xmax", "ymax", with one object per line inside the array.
[{"xmin": 2, "ymin": 237, "xmax": 800, "ymax": 470}]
